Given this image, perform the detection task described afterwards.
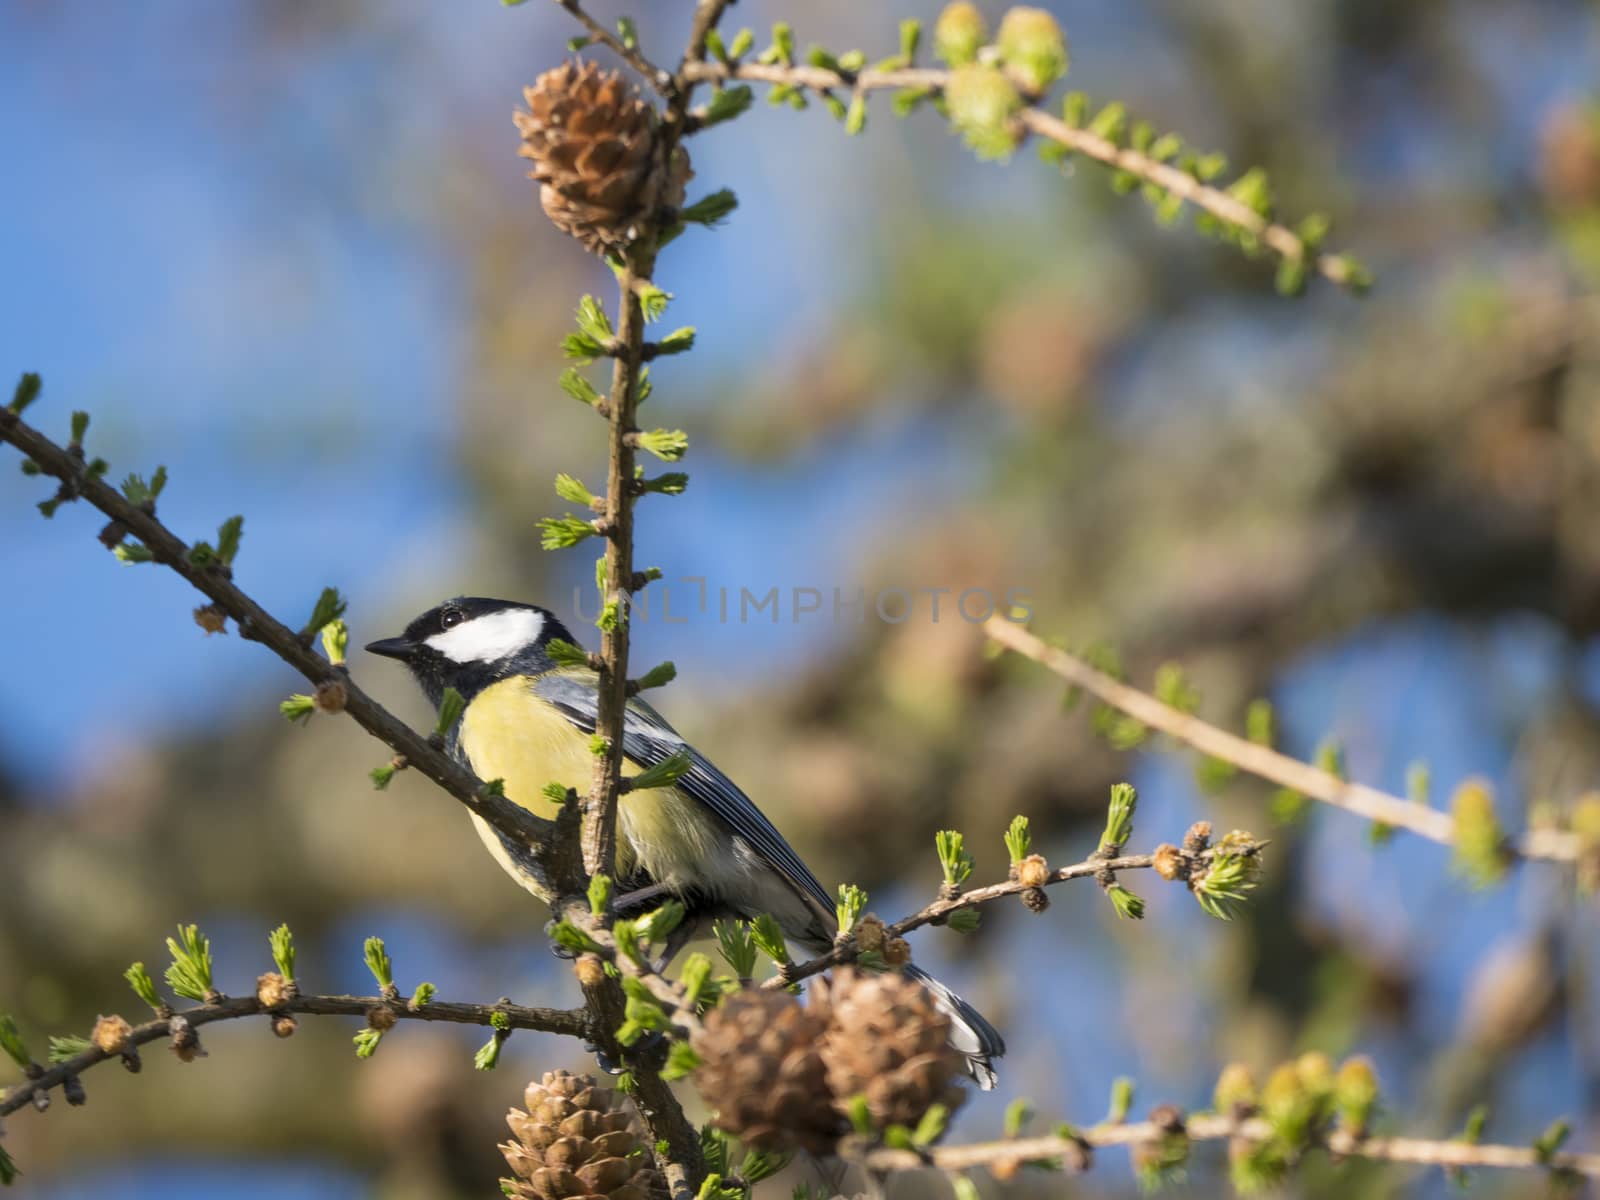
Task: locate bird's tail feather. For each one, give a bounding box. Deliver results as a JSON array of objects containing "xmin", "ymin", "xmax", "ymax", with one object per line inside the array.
[{"xmin": 903, "ymin": 964, "xmax": 1004, "ymax": 1090}]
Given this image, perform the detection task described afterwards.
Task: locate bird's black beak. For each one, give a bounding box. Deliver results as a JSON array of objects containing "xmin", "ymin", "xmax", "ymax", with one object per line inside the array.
[{"xmin": 364, "ymin": 636, "xmax": 417, "ymax": 660}]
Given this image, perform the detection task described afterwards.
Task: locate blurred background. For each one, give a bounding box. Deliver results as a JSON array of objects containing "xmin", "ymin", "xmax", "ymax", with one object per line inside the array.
[{"xmin": 3, "ymin": 0, "xmax": 1600, "ymax": 1196}]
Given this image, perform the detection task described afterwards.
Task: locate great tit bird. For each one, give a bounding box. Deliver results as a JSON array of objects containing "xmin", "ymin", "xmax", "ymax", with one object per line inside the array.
[{"xmin": 366, "ymin": 596, "xmax": 1004, "ymax": 1087}]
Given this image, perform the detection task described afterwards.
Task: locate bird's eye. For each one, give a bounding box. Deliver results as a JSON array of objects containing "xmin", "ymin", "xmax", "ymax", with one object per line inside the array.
[{"xmin": 440, "ymin": 609, "xmax": 463, "ymax": 630}]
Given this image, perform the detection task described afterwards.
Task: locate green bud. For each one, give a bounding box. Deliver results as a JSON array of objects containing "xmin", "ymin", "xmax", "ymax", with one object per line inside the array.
[
  {"xmin": 545, "ymin": 638, "xmax": 592, "ymax": 668},
  {"xmin": 635, "ymin": 429, "xmax": 690, "ymax": 462},
  {"xmin": 269, "ymin": 924, "xmax": 296, "ymax": 981},
  {"xmin": 363, "ymin": 936, "xmax": 394, "ymax": 989},
  {"xmin": 539, "ymin": 514, "xmax": 600, "ymax": 551},
  {"xmin": 410, "ymin": 982, "xmax": 436, "ymax": 1009},
  {"xmin": 1003, "ymin": 814, "xmax": 1032, "ymax": 864},
  {"xmin": 353, "ymin": 1027, "xmax": 383, "ymax": 1058},
  {"xmin": 663, "ymin": 1040, "xmax": 703, "ymax": 1080},
  {"xmin": 634, "ymin": 660, "xmax": 677, "ymax": 690},
  {"xmin": 0, "ymin": 1014, "xmax": 29, "ymax": 1068},
  {"xmin": 946, "ymin": 907, "xmax": 981, "ymax": 933},
  {"xmin": 48, "ymin": 1034, "xmax": 92, "ymax": 1064},
  {"xmin": 680, "ymin": 952, "xmax": 714, "ymax": 1009},
  {"xmin": 305, "ymin": 587, "xmax": 347, "ymax": 636},
  {"xmin": 1213, "ymin": 1062, "xmax": 1257, "ymax": 1114},
  {"xmin": 125, "ymin": 962, "xmax": 163, "ymax": 1010},
  {"xmin": 554, "ymin": 473, "xmax": 597, "ymax": 508},
  {"xmin": 934, "ymin": 2, "xmax": 987, "ymax": 66},
  {"xmin": 628, "ymin": 749, "xmax": 691, "ymax": 792},
  {"xmin": 944, "ymin": 65, "xmax": 1024, "ymax": 161},
  {"xmin": 1107, "ymin": 1076, "xmax": 1135, "ymax": 1123},
  {"xmin": 714, "ymin": 920, "xmax": 757, "ymax": 978},
  {"xmin": 164, "ymin": 924, "xmax": 214, "ymax": 1002},
  {"xmin": 1104, "ymin": 883, "xmax": 1145, "ymax": 919},
  {"xmin": 1261, "ymin": 1063, "xmax": 1316, "ymax": 1148},
  {"xmin": 1534, "ymin": 1118, "xmax": 1571, "ymax": 1164},
  {"xmin": 560, "ymin": 367, "xmax": 602, "ymax": 408},
  {"xmin": 899, "ymin": 18, "xmax": 922, "ymax": 64},
  {"xmin": 215, "ymin": 515, "xmax": 244, "ymax": 566},
  {"xmin": 1101, "ymin": 782, "xmax": 1137, "ymax": 851},
  {"xmin": 844, "ymin": 93, "xmax": 867, "ymax": 136},
  {"xmin": 654, "ymin": 327, "xmax": 695, "ymax": 356},
  {"xmin": 1003, "ymin": 1098, "xmax": 1033, "ymax": 1138},
  {"xmin": 1334, "ymin": 1056, "xmax": 1379, "ymax": 1136},
  {"xmin": 749, "ymin": 913, "xmax": 789, "ymax": 964},
  {"xmin": 835, "ymin": 883, "xmax": 868, "ymax": 934},
  {"xmin": 8, "ymin": 371, "xmax": 41, "ymax": 415},
  {"xmin": 636, "ymin": 900, "xmax": 686, "ymax": 946},
  {"xmin": 682, "ymin": 189, "xmax": 739, "ymax": 227},
  {"xmin": 913, "ymin": 1103, "xmax": 950, "ymax": 1146},
  {"xmin": 699, "ymin": 86, "xmax": 753, "ymax": 130},
  {"xmin": 1451, "ymin": 778, "xmax": 1507, "ymax": 887},
  {"xmin": 319, "ymin": 619, "xmax": 350, "ymax": 666},
  {"xmin": 936, "ymin": 829, "xmax": 974, "ymax": 887},
  {"xmin": 435, "ymin": 687, "xmax": 466, "ymax": 738},
  {"xmin": 588, "ymin": 874, "xmax": 613, "ymax": 917},
  {"xmin": 996, "ymin": 7, "xmax": 1068, "ymax": 93}
]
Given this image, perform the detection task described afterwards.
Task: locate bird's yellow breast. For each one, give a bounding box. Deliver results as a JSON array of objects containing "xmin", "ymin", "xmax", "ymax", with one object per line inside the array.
[{"xmin": 458, "ymin": 676, "xmax": 726, "ymax": 891}]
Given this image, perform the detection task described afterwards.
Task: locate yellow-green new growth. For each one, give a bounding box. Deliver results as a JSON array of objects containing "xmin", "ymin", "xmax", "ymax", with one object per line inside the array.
[
  {"xmin": 1100, "ymin": 782, "xmax": 1137, "ymax": 852},
  {"xmin": 836, "ymin": 882, "xmax": 868, "ymax": 934},
  {"xmin": 1003, "ymin": 815, "xmax": 1031, "ymax": 865},
  {"xmin": 934, "ymin": 2, "xmax": 987, "ymax": 66},
  {"xmin": 164, "ymin": 924, "xmax": 214, "ymax": 1002},
  {"xmin": 124, "ymin": 962, "xmax": 162, "ymax": 1010},
  {"xmin": 1334, "ymin": 1056, "xmax": 1380, "ymax": 1136},
  {"xmin": 0, "ymin": 1014, "xmax": 28, "ymax": 1068},
  {"xmin": 944, "ymin": 65, "xmax": 1024, "ymax": 161},
  {"xmin": 319, "ymin": 619, "xmax": 348, "ymax": 666},
  {"xmin": 936, "ymin": 829, "xmax": 974, "ymax": 886},
  {"xmin": 1451, "ymin": 778, "xmax": 1507, "ymax": 887},
  {"xmin": 269, "ymin": 924, "xmax": 296, "ymax": 981},
  {"xmin": 363, "ymin": 936, "xmax": 394, "ymax": 990},
  {"xmin": 1191, "ymin": 830, "xmax": 1260, "ymax": 919},
  {"xmin": 996, "ymin": 7, "xmax": 1068, "ymax": 93},
  {"xmin": 713, "ymin": 919, "xmax": 758, "ymax": 978}
]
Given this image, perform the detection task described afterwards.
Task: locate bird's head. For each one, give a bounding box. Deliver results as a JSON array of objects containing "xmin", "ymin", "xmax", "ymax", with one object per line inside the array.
[{"xmin": 365, "ymin": 596, "xmax": 575, "ymax": 708}]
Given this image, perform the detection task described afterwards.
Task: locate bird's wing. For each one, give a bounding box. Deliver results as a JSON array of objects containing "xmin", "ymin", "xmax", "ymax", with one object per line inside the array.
[{"xmin": 532, "ymin": 671, "xmax": 838, "ymax": 920}]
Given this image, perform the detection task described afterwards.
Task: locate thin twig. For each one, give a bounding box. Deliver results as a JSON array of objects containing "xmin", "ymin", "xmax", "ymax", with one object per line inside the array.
[
  {"xmin": 679, "ymin": 60, "xmax": 1356, "ymax": 289},
  {"xmin": 680, "ymin": 0, "xmax": 734, "ymax": 72},
  {"xmin": 0, "ymin": 411, "xmax": 559, "ymax": 884},
  {"xmin": 983, "ymin": 617, "xmax": 1582, "ymax": 863},
  {"xmin": 771, "ymin": 848, "xmax": 1221, "ymax": 988},
  {"xmin": 556, "ymin": 0, "xmax": 673, "ymax": 94},
  {"xmin": 0, "ymin": 992, "xmax": 587, "ymax": 1118},
  {"xmin": 583, "ymin": 262, "xmax": 650, "ymax": 883},
  {"xmin": 862, "ymin": 1113, "xmax": 1600, "ymax": 1179}
]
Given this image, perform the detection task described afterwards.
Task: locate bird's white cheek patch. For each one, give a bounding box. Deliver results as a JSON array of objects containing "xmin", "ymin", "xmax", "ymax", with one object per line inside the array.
[{"xmin": 425, "ymin": 608, "xmax": 544, "ymax": 663}]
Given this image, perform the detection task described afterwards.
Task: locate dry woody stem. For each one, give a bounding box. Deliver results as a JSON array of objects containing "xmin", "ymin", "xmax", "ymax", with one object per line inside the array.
[
  {"xmin": 0, "ymin": 992, "xmax": 586, "ymax": 1119},
  {"xmin": 983, "ymin": 617, "xmax": 1581, "ymax": 863},
  {"xmin": 0, "ymin": 411, "xmax": 557, "ymax": 872},
  {"xmin": 864, "ymin": 1113, "xmax": 1600, "ymax": 1179},
  {"xmin": 771, "ymin": 848, "xmax": 1228, "ymax": 988},
  {"xmin": 680, "ymin": 60, "xmax": 1357, "ymax": 289}
]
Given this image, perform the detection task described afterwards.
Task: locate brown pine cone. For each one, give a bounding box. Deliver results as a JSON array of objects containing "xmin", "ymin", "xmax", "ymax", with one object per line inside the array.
[
  {"xmin": 813, "ymin": 968, "xmax": 967, "ymax": 1132},
  {"xmin": 500, "ymin": 1070, "xmax": 668, "ymax": 1200},
  {"xmin": 514, "ymin": 61, "xmax": 691, "ymax": 256},
  {"xmin": 691, "ymin": 989, "xmax": 843, "ymax": 1155}
]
